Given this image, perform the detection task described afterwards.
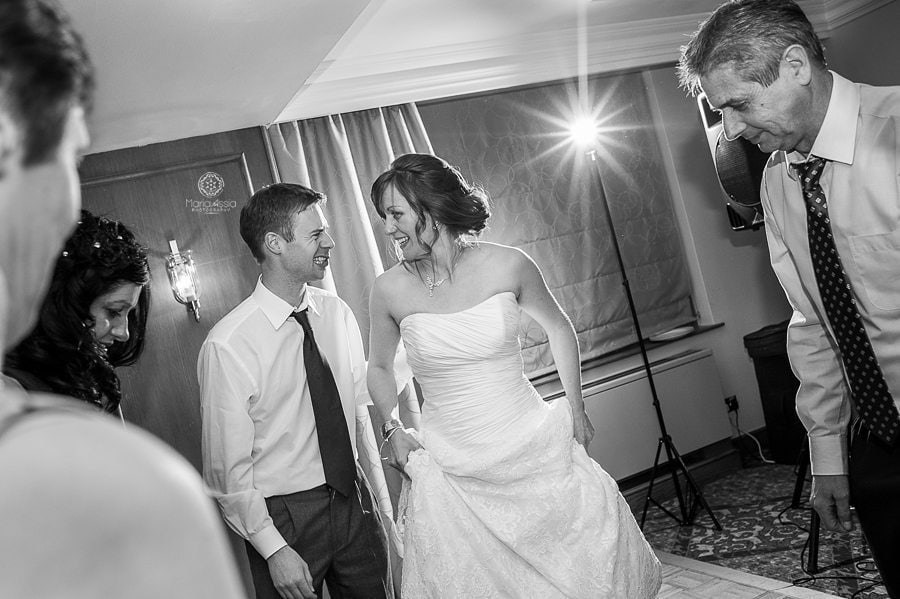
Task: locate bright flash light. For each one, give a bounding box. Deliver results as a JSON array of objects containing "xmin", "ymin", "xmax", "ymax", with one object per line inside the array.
[{"xmin": 568, "ymin": 116, "xmax": 599, "ymax": 147}]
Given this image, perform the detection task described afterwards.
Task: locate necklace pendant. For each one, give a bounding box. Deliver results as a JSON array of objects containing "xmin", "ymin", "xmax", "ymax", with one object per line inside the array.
[{"xmin": 424, "ymin": 273, "xmax": 445, "ymax": 297}]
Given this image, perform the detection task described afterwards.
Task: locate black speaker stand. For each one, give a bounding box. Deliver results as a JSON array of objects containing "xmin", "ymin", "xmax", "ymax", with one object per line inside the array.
[{"xmin": 586, "ymin": 150, "xmax": 722, "ymax": 532}]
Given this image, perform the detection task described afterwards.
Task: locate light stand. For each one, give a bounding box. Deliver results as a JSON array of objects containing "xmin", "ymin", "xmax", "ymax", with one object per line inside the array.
[{"xmin": 586, "ymin": 149, "xmax": 721, "ymax": 531}]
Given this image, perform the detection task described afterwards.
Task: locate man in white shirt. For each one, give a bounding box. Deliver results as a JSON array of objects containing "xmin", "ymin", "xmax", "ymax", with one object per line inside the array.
[
  {"xmin": 199, "ymin": 182, "xmax": 401, "ymax": 599},
  {"xmin": 0, "ymin": 2, "xmax": 245, "ymax": 598},
  {"xmin": 679, "ymin": 1, "xmax": 900, "ymax": 595}
]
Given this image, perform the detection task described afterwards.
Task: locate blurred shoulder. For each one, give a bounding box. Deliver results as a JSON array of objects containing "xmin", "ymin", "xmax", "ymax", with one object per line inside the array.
[
  {"xmin": 0, "ymin": 396, "xmax": 243, "ymax": 598},
  {"xmin": 0, "ymin": 395, "xmax": 209, "ymax": 511}
]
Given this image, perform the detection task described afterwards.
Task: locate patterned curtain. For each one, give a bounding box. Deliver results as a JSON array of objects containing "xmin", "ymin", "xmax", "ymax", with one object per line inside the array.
[{"xmin": 418, "ymin": 72, "xmax": 695, "ymax": 375}]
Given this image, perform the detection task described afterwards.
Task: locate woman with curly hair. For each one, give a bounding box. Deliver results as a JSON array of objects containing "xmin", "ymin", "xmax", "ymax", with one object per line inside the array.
[{"xmin": 3, "ymin": 210, "xmax": 150, "ymax": 416}]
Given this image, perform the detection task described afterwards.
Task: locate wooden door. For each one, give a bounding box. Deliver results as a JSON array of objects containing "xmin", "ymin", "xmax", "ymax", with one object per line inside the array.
[{"xmin": 79, "ymin": 127, "xmax": 275, "ymax": 470}]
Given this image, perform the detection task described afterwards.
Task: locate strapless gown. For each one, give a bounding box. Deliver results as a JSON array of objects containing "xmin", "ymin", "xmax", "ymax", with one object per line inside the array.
[{"xmin": 397, "ymin": 292, "xmax": 661, "ymax": 598}]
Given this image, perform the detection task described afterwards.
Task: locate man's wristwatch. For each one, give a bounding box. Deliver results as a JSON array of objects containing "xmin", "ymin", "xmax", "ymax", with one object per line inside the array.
[{"xmin": 381, "ymin": 418, "xmax": 403, "ymax": 440}]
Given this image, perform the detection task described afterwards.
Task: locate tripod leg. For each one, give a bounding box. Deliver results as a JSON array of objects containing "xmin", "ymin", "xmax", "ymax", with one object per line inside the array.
[
  {"xmin": 640, "ymin": 438, "xmax": 665, "ymax": 529},
  {"xmin": 661, "ymin": 435, "xmax": 691, "ymax": 523},
  {"xmin": 666, "ymin": 438, "xmax": 723, "ymax": 531},
  {"xmin": 807, "ymin": 510, "xmax": 820, "ymax": 573}
]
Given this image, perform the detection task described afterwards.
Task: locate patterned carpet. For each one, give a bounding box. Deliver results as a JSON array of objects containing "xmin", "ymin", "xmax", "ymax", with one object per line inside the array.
[{"xmin": 640, "ymin": 463, "xmax": 889, "ymax": 598}]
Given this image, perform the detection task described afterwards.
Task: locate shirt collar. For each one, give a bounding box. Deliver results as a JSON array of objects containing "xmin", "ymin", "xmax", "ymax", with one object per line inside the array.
[
  {"xmin": 252, "ymin": 276, "xmax": 322, "ymax": 329},
  {"xmin": 786, "ymin": 71, "xmax": 858, "ymax": 170}
]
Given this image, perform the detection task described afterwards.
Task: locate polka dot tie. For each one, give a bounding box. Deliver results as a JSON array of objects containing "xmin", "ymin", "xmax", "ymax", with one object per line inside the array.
[{"xmin": 796, "ymin": 157, "xmax": 900, "ymax": 445}]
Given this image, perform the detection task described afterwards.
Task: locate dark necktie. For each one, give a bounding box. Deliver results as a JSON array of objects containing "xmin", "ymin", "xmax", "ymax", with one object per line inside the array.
[
  {"xmin": 797, "ymin": 157, "xmax": 900, "ymax": 445},
  {"xmin": 292, "ymin": 309, "xmax": 356, "ymax": 496}
]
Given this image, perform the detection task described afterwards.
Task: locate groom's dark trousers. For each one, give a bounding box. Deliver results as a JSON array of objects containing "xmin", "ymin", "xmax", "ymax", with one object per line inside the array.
[{"xmin": 246, "ymin": 478, "xmax": 389, "ymax": 599}]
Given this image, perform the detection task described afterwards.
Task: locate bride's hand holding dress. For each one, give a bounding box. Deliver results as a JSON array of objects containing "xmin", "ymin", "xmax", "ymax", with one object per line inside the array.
[
  {"xmin": 366, "ymin": 152, "xmax": 660, "ymax": 597},
  {"xmin": 572, "ymin": 407, "xmax": 595, "ymax": 448},
  {"xmin": 513, "ymin": 245, "xmax": 596, "ymax": 448},
  {"xmin": 367, "ymin": 243, "xmax": 661, "ymax": 598},
  {"xmin": 385, "ymin": 427, "xmax": 423, "ymax": 472}
]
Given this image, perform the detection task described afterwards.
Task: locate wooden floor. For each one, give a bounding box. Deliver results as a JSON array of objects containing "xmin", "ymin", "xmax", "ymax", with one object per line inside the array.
[{"xmin": 658, "ymin": 551, "xmax": 843, "ymax": 599}]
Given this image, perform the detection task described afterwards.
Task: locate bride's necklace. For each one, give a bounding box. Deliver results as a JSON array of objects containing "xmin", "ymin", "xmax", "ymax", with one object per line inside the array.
[
  {"xmin": 419, "ymin": 240, "xmax": 468, "ymax": 297},
  {"xmin": 424, "ymin": 273, "xmax": 446, "ymax": 297}
]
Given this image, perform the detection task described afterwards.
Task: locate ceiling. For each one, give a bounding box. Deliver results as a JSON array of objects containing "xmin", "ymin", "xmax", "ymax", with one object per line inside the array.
[{"xmin": 61, "ymin": 0, "xmax": 892, "ymax": 154}]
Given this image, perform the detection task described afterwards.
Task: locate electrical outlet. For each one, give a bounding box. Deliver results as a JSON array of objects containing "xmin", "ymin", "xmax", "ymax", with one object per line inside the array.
[{"xmin": 724, "ymin": 395, "xmax": 739, "ymax": 412}]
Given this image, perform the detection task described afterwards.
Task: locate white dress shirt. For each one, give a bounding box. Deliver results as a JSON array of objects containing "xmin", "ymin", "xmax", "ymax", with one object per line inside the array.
[
  {"xmin": 761, "ymin": 72, "xmax": 900, "ymax": 476},
  {"xmin": 199, "ymin": 278, "xmax": 406, "ymax": 559}
]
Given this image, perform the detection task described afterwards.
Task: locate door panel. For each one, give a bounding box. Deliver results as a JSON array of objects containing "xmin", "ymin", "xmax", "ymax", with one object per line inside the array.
[{"xmin": 79, "ymin": 127, "xmax": 275, "ymax": 469}]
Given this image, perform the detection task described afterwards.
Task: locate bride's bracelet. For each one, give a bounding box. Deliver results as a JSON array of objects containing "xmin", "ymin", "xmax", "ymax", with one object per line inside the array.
[
  {"xmin": 378, "ymin": 425, "xmax": 404, "ymax": 457},
  {"xmin": 381, "ymin": 418, "xmax": 403, "ymax": 440}
]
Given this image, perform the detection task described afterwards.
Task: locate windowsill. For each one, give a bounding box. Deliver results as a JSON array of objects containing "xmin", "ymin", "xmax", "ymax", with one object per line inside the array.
[{"xmin": 529, "ymin": 321, "xmax": 725, "ymax": 389}]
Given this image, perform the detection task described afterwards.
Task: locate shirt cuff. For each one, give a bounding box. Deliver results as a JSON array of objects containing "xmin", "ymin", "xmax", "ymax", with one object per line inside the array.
[
  {"xmin": 808, "ymin": 433, "xmax": 849, "ymax": 476},
  {"xmin": 249, "ymin": 524, "xmax": 288, "ymax": 560}
]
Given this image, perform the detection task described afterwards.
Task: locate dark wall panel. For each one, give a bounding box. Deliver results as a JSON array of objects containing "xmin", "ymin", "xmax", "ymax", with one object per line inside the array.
[{"xmin": 79, "ymin": 127, "xmax": 275, "ymax": 470}]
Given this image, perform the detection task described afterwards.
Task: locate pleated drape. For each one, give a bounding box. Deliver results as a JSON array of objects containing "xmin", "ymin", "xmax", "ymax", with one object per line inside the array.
[{"xmin": 266, "ymin": 104, "xmax": 433, "ymax": 342}]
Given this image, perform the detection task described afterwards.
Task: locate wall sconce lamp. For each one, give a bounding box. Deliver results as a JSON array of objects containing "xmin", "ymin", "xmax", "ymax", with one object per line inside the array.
[{"xmin": 165, "ymin": 239, "xmax": 201, "ymax": 322}]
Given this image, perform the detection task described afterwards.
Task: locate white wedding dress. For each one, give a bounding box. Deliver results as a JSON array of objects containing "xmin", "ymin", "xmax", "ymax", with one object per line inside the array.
[{"xmin": 397, "ymin": 291, "xmax": 662, "ymax": 598}]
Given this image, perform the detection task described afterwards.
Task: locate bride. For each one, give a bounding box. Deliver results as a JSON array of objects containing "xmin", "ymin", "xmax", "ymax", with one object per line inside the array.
[{"xmin": 366, "ymin": 153, "xmax": 661, "ymax": 598}]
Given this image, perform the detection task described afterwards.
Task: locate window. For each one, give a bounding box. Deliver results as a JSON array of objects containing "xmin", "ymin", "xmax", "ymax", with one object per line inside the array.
[{"xmin": 419, "ymin": 71, "xmax": 695, "ymax": 375}]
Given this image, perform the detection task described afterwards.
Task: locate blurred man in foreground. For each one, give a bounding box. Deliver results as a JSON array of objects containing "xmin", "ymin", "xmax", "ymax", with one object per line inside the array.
[{"xmin": 0, "ymin": 2, "xmax": 246, "ymax": 596}]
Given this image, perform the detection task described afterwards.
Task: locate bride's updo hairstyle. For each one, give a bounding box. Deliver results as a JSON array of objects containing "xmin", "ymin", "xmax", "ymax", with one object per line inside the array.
[{"xmin": 371, "ymin": 153, "xmax": 491, "ymax": 253}]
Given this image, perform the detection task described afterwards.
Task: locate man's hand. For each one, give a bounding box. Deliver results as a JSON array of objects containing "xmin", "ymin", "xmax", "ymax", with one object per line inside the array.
[
  {"xmin": 267, "ymin": 545, "xmax": 316, "ymax": 599},
  {"xmin": 811, "ymin": 474, "xmax": 854, "ymax": 532}
]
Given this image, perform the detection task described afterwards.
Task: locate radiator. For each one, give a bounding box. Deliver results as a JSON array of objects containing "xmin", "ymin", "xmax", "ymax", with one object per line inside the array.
[{"xmin": 579, "ymin": 348, "xmax": 731, "ymax": 480}]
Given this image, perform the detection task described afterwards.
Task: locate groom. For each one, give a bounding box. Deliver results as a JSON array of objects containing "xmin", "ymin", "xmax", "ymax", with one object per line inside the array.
[{"xmin": 199, "ymin": 182, "xmax": 407, "ymax": 599}]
